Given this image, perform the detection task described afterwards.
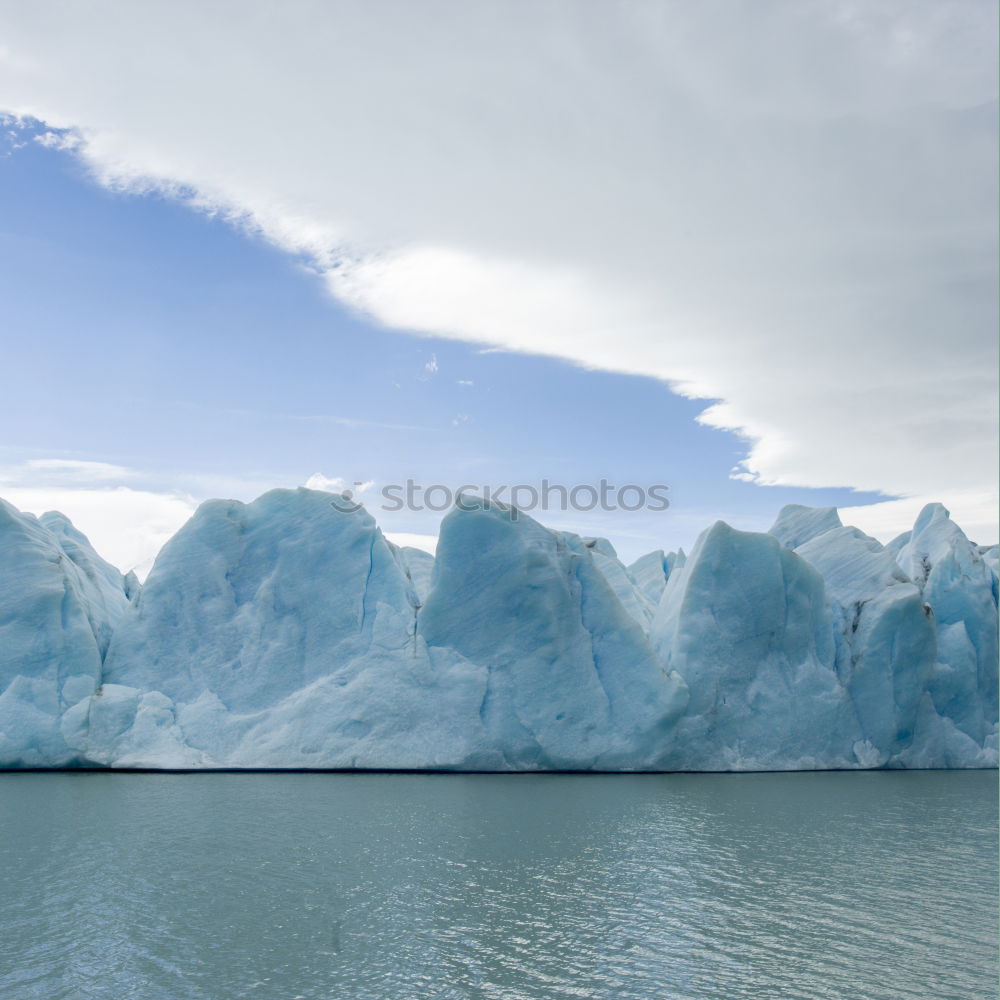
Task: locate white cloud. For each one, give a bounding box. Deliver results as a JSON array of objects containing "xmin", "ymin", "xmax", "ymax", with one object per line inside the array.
[
  {"xmin": 838, "ymin": 490, "xmax": 1000, "ymax": 549},
  {"xmin": 0, "ymin": 459, "xmax": 195, "ymax": 577},
  {"xmin": 303, "ymin": 473, "xmax": 349, "ymax": 493},
  {"xmin": 2, "ymin": 485, "xmax": 196, "ymax": 578},
  {"xmin": 418, "ymin": 353, "xmax": 439, "ymax": 380},
  {"xmin": 303, "ymin": 473, "xmax": 374, "ymax": 496},
  {"xmin": 0, "ymin": 0, "xmax": 995, "ymax": 540}
]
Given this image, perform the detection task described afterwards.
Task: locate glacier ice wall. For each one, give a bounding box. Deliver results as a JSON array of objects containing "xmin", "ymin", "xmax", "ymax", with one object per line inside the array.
[
  {"xmin": 890, "ymin": 504, "xmax": 998, "ymax": 765},
  {"xmin": 419, "ymin": 501, "xmax": 687, "ymax": 769},
  {"xmin": 650, "ymin": 520, "xmax": 864, "ymax": 770},
  {"xmin": 0, "ymin": 490, "xmax": 995, "ymax": 771},
  {"xmin": 0, "ymin": 500, "xmax": 131, "ymax": 766},
  {"xmin": 63, "ymin": 490, "xmax": 687, "ymax": 770}
]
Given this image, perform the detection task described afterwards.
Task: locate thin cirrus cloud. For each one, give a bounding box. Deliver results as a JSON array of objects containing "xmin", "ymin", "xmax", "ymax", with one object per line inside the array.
[
  {"xmin": 0, "ymin": 1, "xmax": 995, "ymax": 539},
  {"xmin": 16, "ymin": 459, "xmax": 137, "ymax": 482}
]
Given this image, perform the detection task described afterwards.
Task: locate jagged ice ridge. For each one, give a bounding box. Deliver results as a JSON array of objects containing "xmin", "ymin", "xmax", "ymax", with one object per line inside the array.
[{"xmin": 0, "ymin": 491, "xmax": 995, "ymax": 771}]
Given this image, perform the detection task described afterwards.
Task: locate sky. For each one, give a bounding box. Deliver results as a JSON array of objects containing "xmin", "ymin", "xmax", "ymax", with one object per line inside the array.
[{"xmin": 0, "ymin": 0, "xmax": 996, "ymax": 574}]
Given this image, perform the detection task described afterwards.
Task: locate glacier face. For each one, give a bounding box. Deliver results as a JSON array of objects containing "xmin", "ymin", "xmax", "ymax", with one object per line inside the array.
[
  {"xmin": 0, "ymin": 500, "xmax": 131, "ymax": 766},
  {"xmin": 890, "ymin": 504, "xmax": 999, "ymax": 765},
  {"xmin": 0, "ymin": 490, "xmax": 995, "ymax": 771},
  {"xmin": 69, "ymin": 490, "xmax": 687, "ymax": 770},
  {"xmin": 793, "ymin": 526, "xmax": 935, "ymax": 764},
  {"xmin": 419, "ymin": 502, "xmax": 687, "ymax": 770},
  {"xmin": 650, "ymin": 521, "xmax": 864, "ymax": 771}
]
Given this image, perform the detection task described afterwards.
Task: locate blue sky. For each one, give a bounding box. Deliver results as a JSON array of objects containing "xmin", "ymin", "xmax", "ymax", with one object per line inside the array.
[
  {"xmin": 0, "ymin": 3, "xmax": 994, "ymax": 572},
  {"xmin": 0, "ymin": 122, "xmax": 893, "ymax": 568}
]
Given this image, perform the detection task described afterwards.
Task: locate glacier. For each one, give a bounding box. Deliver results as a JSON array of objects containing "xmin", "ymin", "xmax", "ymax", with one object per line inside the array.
[
  {"xmin": 0, "ymin": 489, "xmax": 995, "ymax": 771},
  {"xmin": 650, "ymin": 520, "xmax": 864, "ymax": 771},
  {"xmin": 0, "ymin": 499, "xmax": 132, "ymax": 766}
]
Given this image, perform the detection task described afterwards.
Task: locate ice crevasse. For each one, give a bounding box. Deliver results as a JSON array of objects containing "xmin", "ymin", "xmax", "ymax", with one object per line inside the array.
[{"xmin": 0, "ymin": 489, "xmax": 995, "ymax": 771}]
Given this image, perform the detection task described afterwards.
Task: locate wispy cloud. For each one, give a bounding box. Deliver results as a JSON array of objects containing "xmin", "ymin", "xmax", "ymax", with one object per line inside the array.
[
  {"xmin": 2, "ymin": 458, "xmax": 138, "ymax": 484},
  {"xmin": 303, "ymin": 473, "xmax": 374, "ymax": 495},
  {"xmin": 417, "ymin": 353, "xmax": 439, "ymax": 381},
  {"xmin": 177, "ymin": 401, "xmax": 433, "ymax": 434}
]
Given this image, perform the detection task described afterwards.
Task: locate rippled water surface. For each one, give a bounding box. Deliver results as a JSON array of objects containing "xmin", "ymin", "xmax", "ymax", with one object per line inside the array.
[{"xmin": 0, "ymin": 770, "xmax": 996, "ymax": 999}]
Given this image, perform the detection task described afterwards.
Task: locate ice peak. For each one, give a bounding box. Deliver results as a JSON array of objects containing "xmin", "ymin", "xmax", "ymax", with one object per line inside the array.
[{"xmin": 769, "ymin": 504, "xmax": 843, "ymax": 549}]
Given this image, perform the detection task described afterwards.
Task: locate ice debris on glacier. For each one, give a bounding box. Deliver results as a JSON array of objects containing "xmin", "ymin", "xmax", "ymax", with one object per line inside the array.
[{"xmin": 0, "ymin": 489, "xmax": 996, "ymax": 771}]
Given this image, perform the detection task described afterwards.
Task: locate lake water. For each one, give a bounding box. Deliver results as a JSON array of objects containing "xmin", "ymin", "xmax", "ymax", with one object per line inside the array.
[{"xmin": 0, "ymin": 770, "xmax": 995, "ymax": 999}]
